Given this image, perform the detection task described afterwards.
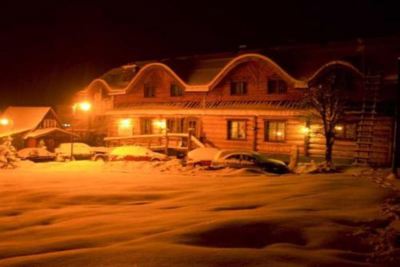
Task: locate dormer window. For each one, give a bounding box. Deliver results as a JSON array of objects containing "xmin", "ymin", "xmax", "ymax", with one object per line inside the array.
[
  {"xmin": 230, "ymin": 81, "xmax": 247, "ymax": 95},
  {"xmin": 170, "ymin": 84, "xmax": 184, "ymax": 97},
  {"xmin": 267, "ymin": 79, "xmax": 287, "ymax": 94},
  {"xmin": 144, "ymin": 84, "xmax": 156, "ymax": 98},
  {"xmin": 42, "ymin": 119, "xmax": 57, "ymax": 128}
]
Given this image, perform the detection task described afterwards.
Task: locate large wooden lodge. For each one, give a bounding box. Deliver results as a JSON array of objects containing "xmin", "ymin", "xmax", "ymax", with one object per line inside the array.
[{"xmin": 73, "ymin": 37, "xmax": 399, "ymax": 166}]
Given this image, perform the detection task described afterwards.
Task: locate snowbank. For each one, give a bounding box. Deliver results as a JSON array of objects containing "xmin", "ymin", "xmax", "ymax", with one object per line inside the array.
[
  {"xmin": 17, "ymin": 148, "xmax": 54, "ymax": 159},
  {"xmin": 0, "ymin": 162, "xmax": 399, "ymax": 266},
  {"xmin": 187, "ymin": 147, "xmax": 219, "ymax": 162}
]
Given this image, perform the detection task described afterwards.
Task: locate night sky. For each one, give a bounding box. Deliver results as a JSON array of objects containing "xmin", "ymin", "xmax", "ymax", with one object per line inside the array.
[{"xmin": 0, "ymin": 0, "xmax": 399, "ymax": 108}]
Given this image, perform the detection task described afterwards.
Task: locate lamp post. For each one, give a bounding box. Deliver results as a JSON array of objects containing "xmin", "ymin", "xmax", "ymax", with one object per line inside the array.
[
  {"xmin": 70, "ymin": 101, "xmax": 92, "ymax": 160},
  {"xmin": 391, "ymin": 58, "xmax": 400, "ymax": 178}
]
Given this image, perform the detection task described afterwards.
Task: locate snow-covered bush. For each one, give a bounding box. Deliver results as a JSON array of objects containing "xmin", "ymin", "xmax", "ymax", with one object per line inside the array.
[{"xmin": 0, "ymin": 136, "xmax": 18, "ymax": 169}]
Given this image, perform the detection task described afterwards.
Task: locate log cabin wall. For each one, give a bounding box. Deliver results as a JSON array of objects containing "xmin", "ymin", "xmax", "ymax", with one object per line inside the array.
[
  {"xmin": 307, "ymin": 115, "xmax": 393, "ymax": 165},
  {"xmin": 201, "ymin": 114, "xmax": 307, "ymax": 156},
  {"xmin": 113, "ymin": 68, "xmax": 203, "ymax": 107},
  {"xmin": 369, "ymin": 117, "xmax": 393, "ymax": 165},
  {"xmin": 308, "ymin": 122, "xmax": 357, "ymax": 160},
  {"xmin": 76, "ymin": 49, "xmax": 397, "ymax": 166}
]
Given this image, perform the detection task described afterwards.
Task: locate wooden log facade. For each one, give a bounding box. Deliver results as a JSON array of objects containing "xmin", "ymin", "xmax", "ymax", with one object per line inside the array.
[{"xmin": 74, "ymin": 39, "xmax": 399, "ymax": 166}]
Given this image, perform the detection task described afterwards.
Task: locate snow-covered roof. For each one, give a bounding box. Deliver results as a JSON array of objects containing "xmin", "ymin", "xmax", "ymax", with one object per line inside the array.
[
  {"xmin": 0, "ymin": 129, "xmax": 30, "ymax": 138},
  {"xmin": 0, "ymin": 106, "xmax": 60, "ymax": 138},
  {"xmin": 23, "ymin": 127, "xmax": 76, "ymax": 139},
  {"xmin": 78, "ymin": 36, "xmax": 400, "ymax": 98}
]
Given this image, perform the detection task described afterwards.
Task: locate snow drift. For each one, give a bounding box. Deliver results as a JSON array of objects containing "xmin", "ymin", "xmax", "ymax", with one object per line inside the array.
[{"xmin": 0, "ymin": 161, "xmax": 399, "ymax": 266}]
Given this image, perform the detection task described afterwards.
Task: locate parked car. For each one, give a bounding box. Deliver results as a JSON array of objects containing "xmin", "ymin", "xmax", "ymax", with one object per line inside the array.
[
  {"xmin": 211, "ymin": 150, "xmax": 290, "ymax": 174},
  {"xmin": 55, "ymin": 143, "xmax": 94, "ymax": 160},
  {"xmin": 109, "ymin": 145, "xmax": 168, "ymax": 161},
  {"xmin": 17, "ymin": 148, "xmax": 56, "ymax": 162},
  {"xmin": 186, "ymin": 147, "xmax": 220, "ymax": 167}
]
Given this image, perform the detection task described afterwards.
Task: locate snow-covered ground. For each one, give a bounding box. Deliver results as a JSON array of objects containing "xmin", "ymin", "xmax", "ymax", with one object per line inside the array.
[{"xmin": 0, "ymin": 161, "xmax": 399, "ymax": 267}]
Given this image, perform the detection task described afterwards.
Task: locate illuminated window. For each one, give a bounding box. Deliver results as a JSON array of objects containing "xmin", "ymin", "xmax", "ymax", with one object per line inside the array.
[
  {"xmin": 264, "ymin": 120, "xmax": 286, "ymax": 142},
  {"xmin": 118, "ymin": 118, "xmax": 133, "ymax": 136},
  {"xmin": 230, "ymin": 81, "xmax": 247, "ymax": 95},
  {"xmin": 167, "ymin": 118, "xmax": 185, "ymax": 133},
  {"xmin": 267, "ymin": 79, "xmax": 287, "ymax": 94},
  {"xmin": 227, "ymin": 120, "xmax": 246, "ymax": 140},
  {"xmin": 335, "ymin": 123, "xmax": 357, "ymax": 140},
  {"xmin": 144, "ymin": 84, "xmax": 156, "ymax": 98},
  {"xmin": 170, "ymin": 84, "xmax": 184, "ymax": 97}
]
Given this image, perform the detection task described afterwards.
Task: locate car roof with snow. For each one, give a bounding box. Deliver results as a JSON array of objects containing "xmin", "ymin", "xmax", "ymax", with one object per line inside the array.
[
  {"xmin": 214, "ymin": 150, "xmax": 261, "ymax": 159},
  {"xmin": 110, "ymin": 145, "xmax": 152, "ymax": 156}
]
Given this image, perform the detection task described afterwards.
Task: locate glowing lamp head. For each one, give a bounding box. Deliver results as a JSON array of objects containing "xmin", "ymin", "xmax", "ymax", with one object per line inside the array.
[
  {"xmin": 276, "ymin": 131, "xmax": 283, "ymax": 137},
  {"xmin": 73, "ymin": 101, "xmax": 92, "ymax": 112},
  {"xmin": 0, "ymin": 118, "xmax": 10, "ymax": 126},
  {"xmin": 153, "ymin": 119, "xmax": 167, "ymax": 130},
  {"xmin": 119, "ymin": 118, "xmax": 132, "ymax": 128},
  {"xmin": 79, "ymin": 102, "xmax": 91, "ymax": 111}
]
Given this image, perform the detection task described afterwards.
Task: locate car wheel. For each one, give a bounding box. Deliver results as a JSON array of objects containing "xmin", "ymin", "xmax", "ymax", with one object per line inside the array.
[{"xmin": 94, "ymin": 156, "xmax": 105, "ymax": 162}]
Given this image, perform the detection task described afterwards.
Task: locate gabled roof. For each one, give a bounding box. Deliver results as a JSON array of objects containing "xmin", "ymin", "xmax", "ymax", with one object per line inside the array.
[
  {"xmin": 0, "ymin": 106, "xmax": 59, "ymax": 136},
  {"xmin": 23, "ymin": 127, "xmax": 76, "ymax": 139},
  {"xmin": 79, "ymin": 35, "xmax": 400, "ymax": 97}
]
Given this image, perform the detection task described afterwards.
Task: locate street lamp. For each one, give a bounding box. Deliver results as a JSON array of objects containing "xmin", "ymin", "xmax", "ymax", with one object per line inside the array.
[
  {"xmin": 70, "ymin": 101, "xmax": 92, "ymax": 160},
  {"xmin": 73, "ymin": 101, "xmax": 92, "ymax": 113},
  {"xmin": 0, "ymin": 118, "xmax": 10, "ymax": 126}
]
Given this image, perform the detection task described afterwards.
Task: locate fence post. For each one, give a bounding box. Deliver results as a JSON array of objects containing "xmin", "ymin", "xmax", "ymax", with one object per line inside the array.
[
  {"xmin": 164, "ymin": 129, "xmax": 169, "ymax": 156},
  {"xmin": 188, "ymin": 128, "xmax": 194, "ymax": 152}
]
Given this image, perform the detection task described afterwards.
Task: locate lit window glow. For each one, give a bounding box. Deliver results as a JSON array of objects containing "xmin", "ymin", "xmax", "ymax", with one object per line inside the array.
[
  {"xmin": 153, "ymin": 119, "xmax": 167, "ymax": 130},
  {"xmin": 301, "ymin": 126, "xmax": 310, "ymax": 134},
  {"xmin": 119, "ymin": 118, "xmax": 132, "ymax": 128},
  {"xmin": 335, "ymin": 125, "xmax": 344, "ymax": 131}
]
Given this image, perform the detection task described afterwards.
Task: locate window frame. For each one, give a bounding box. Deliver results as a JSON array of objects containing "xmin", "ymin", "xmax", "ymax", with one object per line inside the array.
[
  {"xmin": 42, "ymin": 119, "xmax": 57, "ymax": 128},
  {"xmin": 227, "ymin": 119, "xmax": 247, "ymax": 140},
  {"xmin": 335, "ymin": 122, "xmax": 358, "ymax": 141},
  {"xmin": 230, "ymin": 81, "xmax": 248, "ymax": 96},
  {"xmin": 264, "ymin": 120, "xmax": 287, "ymax": 142},
  {"xmin": 144, "ymin": 83, "xmax": 156, "ymax": 98},
  {"xmin": 267, "ymin": 78, "xmax": 288, "ymax": 94},
  {"xmin": 170, "ymin": 83, "xmax": 184, "ymax": 97}
]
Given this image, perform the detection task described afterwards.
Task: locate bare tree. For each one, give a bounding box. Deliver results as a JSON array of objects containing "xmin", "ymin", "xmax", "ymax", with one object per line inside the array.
[{"xmin": 307, "ymin": 72, "xmax": 349, "ymax": 170}]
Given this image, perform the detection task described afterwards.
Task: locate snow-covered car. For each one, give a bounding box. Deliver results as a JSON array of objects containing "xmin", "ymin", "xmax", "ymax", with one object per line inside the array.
[
  {"xmin": 55, "ymin": 143, "xmax": 94, "ymax": 160},
  {"xmin": 17, "ymin": 148, "xmax": 56, "ymax": 162},
  {"xmin": 211, "ymin": 150, "xmax": 290, "ymax": 174},
  {"xmin": 186, "ymin": 147, "xmax": 220, "ymax": 166},
  {"xmin": 109, "ymin": 145, "xmax": 168, "ymax": 161}
]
